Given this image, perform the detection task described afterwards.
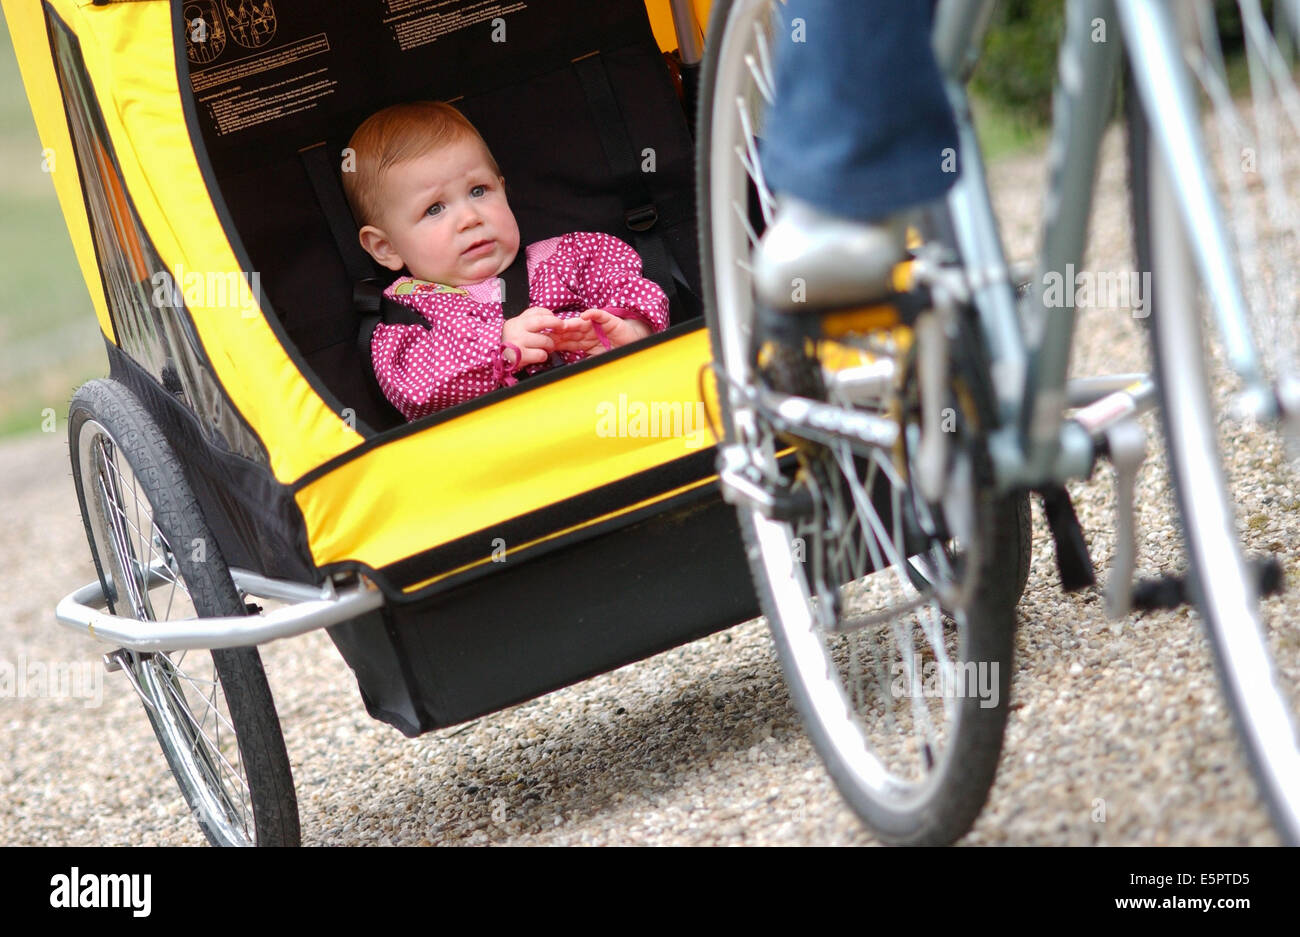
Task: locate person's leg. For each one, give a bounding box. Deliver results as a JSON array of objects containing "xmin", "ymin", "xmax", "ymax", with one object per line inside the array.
[
  {"xmin": 760, "ymin": 0, "xmax": 958, "ymax": 222},
  {"xmin": 753, "ymin": 1, "xmax": 959, "ymax": 309}
]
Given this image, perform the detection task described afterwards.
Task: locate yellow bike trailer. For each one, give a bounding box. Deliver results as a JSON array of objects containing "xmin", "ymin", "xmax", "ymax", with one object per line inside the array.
[{"xmin": 4, "ymin": 0, "xmax": 754, "ymax": 845}]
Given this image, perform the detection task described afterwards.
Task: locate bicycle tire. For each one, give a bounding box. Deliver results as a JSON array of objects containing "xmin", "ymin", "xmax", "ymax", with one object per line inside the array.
[
  {"xmin": 1126, "ymin": 32, "xmax": 1300, "ymax": 845},
  {"xmin": 68, "ymin": 379, "xmax": 300, "ymax": 846},
  {"xmin": 698, "ymin": 0, "xmax": 1025, "ymax": 844}
]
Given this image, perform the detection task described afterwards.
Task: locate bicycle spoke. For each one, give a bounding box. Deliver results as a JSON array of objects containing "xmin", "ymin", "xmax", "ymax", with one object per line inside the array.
[
  {"xmin": 171, "ymin": 664, "xmax": 237, "ymax": 740},
  {"xmin": 735, "ymin": 99, "xmax": 776, "ymax": 224},
  {"xmin": 97, "ymin": 446, "xmax": 192, "ymax": 610},
  {"xmin": 97, "ymin": 465, "xmax": 150, "ymax": 618},
  {"xmin": 745, "ymin": 59, "xmax": 772, "ymax": 112},
  {"xmin": 1127, "ymin": 2, "xmax": 1300, "ymax": 842},
  {"xmin": 732, "ymin": 199, "xmax": 761, "ymax": 250},
  {"xmin": 748, "ymin": 22, "xmax": 775, "ymax": 105},
  {"xmin": 157, "ymin": 662, "xmax": 245, "ymax": 800}
]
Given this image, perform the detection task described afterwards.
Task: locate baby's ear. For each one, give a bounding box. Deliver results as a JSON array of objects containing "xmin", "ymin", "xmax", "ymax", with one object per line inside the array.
[{"xmin": 358, "ymin": 225, "xmax": 404, "ymax": 271}]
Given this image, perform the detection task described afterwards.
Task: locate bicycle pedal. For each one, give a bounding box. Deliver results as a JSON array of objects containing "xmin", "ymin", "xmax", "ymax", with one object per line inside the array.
[
  {"xmin": 1255, "ymin": 556, "xmax": 1285, "ymax": 597},
  {"xmin": 1130, "ymin": 574, "xmax": 1188, "ymax": 611},
  {"xmin": 1130, "ymin": 557, "xmax": 1284, "ymax": 611},
  {"xmin": 717, "ymin": 444, "xmax": 813, "ymax": 522},
  {"xmin": 764, "ymin": 479, "xmax": 814, "ymax": 522},
  {"xmin": 756, "ymin": 288, "xmax": 925, "ymax": 346},
  {"xmin": 816, "ymin": 286, "xmax": 931, "ymax": 339}
]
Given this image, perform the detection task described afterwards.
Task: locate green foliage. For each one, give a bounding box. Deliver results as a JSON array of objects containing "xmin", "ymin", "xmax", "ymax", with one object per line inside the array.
[
  {"xmin": 1214, "ymin": 0, "xmax": 1277, "ymax": 49},
  {"xmin": 971, "ymin": 0, "xmax": 1280, "ymax": 128},
  {"xmin": 972, "ymin": 0, "xmax": 1064, "ymax": 128}
]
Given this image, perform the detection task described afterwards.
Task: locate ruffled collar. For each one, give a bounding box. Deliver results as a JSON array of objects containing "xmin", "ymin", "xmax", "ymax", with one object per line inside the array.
[{"xmin": 389, "ymin": 275, "xmax": 504, "ymax": 305}]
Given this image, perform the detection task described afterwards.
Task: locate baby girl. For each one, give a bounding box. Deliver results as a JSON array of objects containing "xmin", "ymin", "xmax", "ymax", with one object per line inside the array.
[{"xmin": 343, "ymin": 101, "xmax": 670, "ymax": 420}]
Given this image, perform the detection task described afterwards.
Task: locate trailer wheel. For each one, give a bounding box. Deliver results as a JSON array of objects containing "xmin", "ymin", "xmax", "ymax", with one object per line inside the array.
[{"xmin": 69, "ymin": 379, "xmax": 300, "ymax": 846}]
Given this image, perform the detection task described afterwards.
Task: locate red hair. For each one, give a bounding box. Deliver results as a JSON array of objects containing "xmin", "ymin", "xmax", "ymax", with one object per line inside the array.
[{"xmin": 343, "ymin": 101, "xmax": 501, "ymax": 226}]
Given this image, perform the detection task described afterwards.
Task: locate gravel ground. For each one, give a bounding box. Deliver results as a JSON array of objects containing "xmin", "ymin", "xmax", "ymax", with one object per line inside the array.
[{"xmin": 0, "ymin": 125, "xmax": 1293, "ymax": 846}]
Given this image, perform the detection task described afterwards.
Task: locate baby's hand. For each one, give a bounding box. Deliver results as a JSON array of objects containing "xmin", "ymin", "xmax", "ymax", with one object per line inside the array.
[
  {"xmin": 501, "ymin": 307, "xmax": 568, "ymax": 369},
  {"xmin": 562, "ymin": 309, "xmax": 653, "ymax": 356}
]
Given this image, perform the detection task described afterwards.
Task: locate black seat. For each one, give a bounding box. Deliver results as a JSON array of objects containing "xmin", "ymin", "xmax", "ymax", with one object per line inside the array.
[{"xmin": 188, "ymin": 0, "xmax": 700, "ymax": 436}]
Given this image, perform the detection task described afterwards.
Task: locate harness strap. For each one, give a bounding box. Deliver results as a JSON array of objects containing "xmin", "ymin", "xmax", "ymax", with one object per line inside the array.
[
  {"xmin": 356, "ymin": 252, "xmax": 532, "ymax": 380},
  {"xmin": 298, "ymin": 142, "xmax": 377, "ymax": 285},
  {"xmin": 498, "ymin": 249, "xmax": 531, "ymax": 320},
  {"xmin": 572, "ymin": 51, "xmax": 680, "ymax": 311}
]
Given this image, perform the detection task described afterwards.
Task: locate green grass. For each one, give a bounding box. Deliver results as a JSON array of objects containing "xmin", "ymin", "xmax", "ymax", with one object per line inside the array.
[
  {"xmin": 0, "ymin": 12, "xmax": 102, "ymax": 440},
  {"xmin": 970, "ymin": 91, "xmax": 1050, "ymax": 164}
]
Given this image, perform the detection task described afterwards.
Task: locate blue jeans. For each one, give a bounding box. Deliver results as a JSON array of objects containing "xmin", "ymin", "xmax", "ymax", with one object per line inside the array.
[{"xmin": 760, "ymin": 0, "xmax": 959, "ymax": 222}]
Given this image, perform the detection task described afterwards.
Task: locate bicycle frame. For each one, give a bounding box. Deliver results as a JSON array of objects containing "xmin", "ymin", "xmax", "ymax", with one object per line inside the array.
[
  {"xmin": 933, "ymin": 0, "xmax": 1272, "ymax": 492},
  {"xmin": 703, "ymin": 0, "xmax": 1300, "ymax": 847}
]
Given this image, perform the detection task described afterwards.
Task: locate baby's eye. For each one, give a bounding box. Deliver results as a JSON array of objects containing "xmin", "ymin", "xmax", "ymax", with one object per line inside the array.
[
  {"xmin": 425, "ymin": 202, "xmax": 444, "ymax": 217},
  {"xmin": 469, "ymin": 184, "xmax": 487, "ymax": 198}
]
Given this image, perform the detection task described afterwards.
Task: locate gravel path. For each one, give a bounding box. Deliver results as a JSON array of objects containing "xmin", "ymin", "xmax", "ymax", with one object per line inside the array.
[{"xmin": 0, "ymin": 125, "xmax": 1290, "ymax": 845}]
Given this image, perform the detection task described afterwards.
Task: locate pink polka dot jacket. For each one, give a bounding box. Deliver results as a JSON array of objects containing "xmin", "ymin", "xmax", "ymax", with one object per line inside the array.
[{"xmin": 371, "ymin": 232, "xmax": 670, "ymax": 421}]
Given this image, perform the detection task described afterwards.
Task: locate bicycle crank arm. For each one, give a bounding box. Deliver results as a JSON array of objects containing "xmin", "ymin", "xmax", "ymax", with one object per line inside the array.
[
  {"xmin": 1099, "ymin": 419, "xmax": 1147, "ymax": 623},
  {"xmin": 914, "ymin": 309, "xmax": 949, "ymax": 504},
  {"xmin": 755, "ymin": 386, "xmax": 900, "ymax": 451},
  {"xmin": 1063, "ymin": 380, "xmax": 1157, "ymax": 621}
]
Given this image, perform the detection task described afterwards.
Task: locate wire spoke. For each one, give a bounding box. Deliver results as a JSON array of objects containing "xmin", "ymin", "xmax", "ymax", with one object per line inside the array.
[
  {"xmin": 735, "ymin": 99, "xmax": 777, "ymax": 224},
  {"xmin": 732, "ymin": 199, "xmax": 761, "ymax": 250},
  {"xmin": 745, "ymin": 50, "xmax": 774, "ymax": 106},
  {"xmin": 157, "ymin": 663, "xmax": 245, "ymax": 795},
  {"xmin": 752, "ymin": 19, "xmax": 776, "ymax": 104},
  {"xmin": 97, "ymin": 450, "xmax": 191, "ymax": 607},
  {"xmin": 166, "ymin": 661, "xmax": 238, "ymax": 739}
]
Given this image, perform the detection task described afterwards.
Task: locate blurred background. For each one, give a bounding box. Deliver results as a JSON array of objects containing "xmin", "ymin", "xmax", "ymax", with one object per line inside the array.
[{"xmin": 0, "ymin": 13, "xmax": 103, "ymax": 440}]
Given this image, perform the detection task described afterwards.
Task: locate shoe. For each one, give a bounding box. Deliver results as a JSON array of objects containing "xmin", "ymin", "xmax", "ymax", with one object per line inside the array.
[{"xmin": 753, "ymin": 196, "xmax": 907, "ymax": 311}]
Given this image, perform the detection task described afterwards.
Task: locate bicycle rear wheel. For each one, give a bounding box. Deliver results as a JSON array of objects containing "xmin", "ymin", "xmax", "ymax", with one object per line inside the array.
[
  {"xmin": 699, "ymin": 0, "xmax": 1027, "ymax": 844},
  {"xmin": 1127, "ymin": 4, "xmax": 1300, "ymax": 844}
]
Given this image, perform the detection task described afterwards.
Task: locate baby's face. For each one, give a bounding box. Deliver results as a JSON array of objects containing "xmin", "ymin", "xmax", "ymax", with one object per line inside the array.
[{"xmin": 367, "ymin": 137, "xmax": 519, "ymax": 285}]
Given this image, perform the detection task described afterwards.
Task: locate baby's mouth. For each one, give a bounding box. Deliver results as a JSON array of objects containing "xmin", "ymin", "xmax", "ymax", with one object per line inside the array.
[{"xmin": 462, "ymin": 239, "xmax": 495, "ymax": 257}]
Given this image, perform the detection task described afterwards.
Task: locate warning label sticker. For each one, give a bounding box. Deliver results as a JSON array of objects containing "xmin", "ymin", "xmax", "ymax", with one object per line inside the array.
[
  {"xmin": 191, "ymin": 34, "xmax": 337, "ymax": 135},
  {"xmin": 190, "ymin": 32, "xmax": 329, "ymax": 92},
  {"xmin": 382, "ymin": 0, "xmax": 527, "ymax": 52}
]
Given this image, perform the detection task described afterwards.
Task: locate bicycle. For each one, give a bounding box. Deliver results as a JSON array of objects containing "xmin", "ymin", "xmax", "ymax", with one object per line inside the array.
[{"xmin": 699, "ymin": 0, "xmax": 1300, "ymax": 845}]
